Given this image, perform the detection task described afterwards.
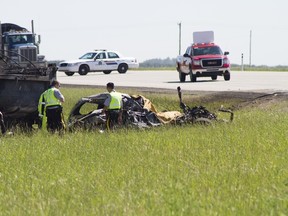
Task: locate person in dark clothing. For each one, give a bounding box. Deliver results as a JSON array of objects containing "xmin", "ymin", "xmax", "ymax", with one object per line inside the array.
[
  {"xmin": 46, "ymin": 106, "xmax": 64, "ymax": 132},
  {"xmin": 0, "ymin": 111, "xmax": 6, "ymax": 135}
]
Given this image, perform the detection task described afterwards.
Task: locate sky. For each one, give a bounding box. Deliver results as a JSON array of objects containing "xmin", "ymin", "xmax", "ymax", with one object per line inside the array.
[{"xmin": 1, "ymin": 0, "xmax": 288, "ymax": 66}]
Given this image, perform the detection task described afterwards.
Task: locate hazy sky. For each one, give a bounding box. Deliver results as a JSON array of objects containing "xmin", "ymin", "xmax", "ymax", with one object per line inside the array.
[{"xmin": 1, "ymin": 0, "xmax": 288, "ymax": 65}]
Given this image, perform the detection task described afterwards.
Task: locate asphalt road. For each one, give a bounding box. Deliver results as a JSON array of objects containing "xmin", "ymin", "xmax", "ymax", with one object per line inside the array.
[{"xmin": 57, "ymin": 70, "xmax": 288, "ymax": 93}]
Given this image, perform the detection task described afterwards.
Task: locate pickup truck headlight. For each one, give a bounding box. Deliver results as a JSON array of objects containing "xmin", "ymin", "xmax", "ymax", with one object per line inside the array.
[
  {"xmin": 223, "ymin": 58, "xmax": 230, "ymax": 64},
  {"xmin": 193, "ymin": 60, "xmax": 200, "ymax": 66},
  {"xmin": 223, "ymin": 58, "xmax": 230, "ymax": 67}
]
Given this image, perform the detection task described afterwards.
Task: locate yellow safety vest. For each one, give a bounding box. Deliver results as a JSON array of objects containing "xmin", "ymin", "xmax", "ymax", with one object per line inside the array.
[
  {"xmin": 108, "ymin": 92, "xmax": 122, "ymax": 110},
  {"xmin": 38, "ymin": 87, "xmax": 62, "ymax": 130},
  {"xmin": 44, "ymin": 88, "xmax": 62, "ymax": 107}
]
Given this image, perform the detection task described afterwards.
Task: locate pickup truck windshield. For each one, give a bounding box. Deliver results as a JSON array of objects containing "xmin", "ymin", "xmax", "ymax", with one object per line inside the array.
[{"xmin": 193, "ymin": 46, "xmax": 223, "ymax": 56}]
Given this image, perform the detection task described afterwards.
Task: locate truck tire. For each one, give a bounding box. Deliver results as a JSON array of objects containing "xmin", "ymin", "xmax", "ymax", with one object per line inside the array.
[
  {"xmin": 190, "ymin": 72, "xmax": 197, "ymax": 82},
  {"xmin": 179, "ymin": 72, "xmax": 186, "ymax": 82},
  {"xmin": 78, "ymin": 65, "xmax": 89, "ymax": 76},
  {"xmin": 211, "ymin": 75, "xmax": 217, "ymax": 80},
  {"xmin": 65, "ymin": 72, "xmax": 75, "ymax": 76},
  {"xmin": 118, "ymin": 64, "xmax": 128, "ymax": 73},
  {"xmin": 224, "ymin": 72, "xmax": 230, "ymax": 81},
  {"xmin": 103, "ymin": 70, "xmax": 112, "ymax": 74}
]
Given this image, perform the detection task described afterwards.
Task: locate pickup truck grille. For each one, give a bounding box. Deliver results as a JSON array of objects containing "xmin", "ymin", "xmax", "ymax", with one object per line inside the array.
[
  {"xmin": 20, "ymin": 47, "xmax": 37, "ymax": 62},
  {"xmin": 202, "ymin": 59, "xmax": 223, "ymax": 67}
]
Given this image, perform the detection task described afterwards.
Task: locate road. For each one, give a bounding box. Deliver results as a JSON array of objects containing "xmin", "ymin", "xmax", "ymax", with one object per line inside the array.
[{"xmin": 58, "ymin": 70, "xmax": 288, "ymax": 93}]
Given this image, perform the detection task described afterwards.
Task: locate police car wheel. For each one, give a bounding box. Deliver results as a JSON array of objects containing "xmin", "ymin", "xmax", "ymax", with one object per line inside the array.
[
  {"xmin": 78, "ymin": 65, "xmax": 89, "ymax": 75},
  {"xmin": 118, "ymin": 64, "xmax": 128, "ymax": 73}
]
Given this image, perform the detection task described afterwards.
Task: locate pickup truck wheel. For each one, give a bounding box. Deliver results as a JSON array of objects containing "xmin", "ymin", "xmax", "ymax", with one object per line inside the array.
[
  {"xmin": 65, "ymin": 72, "xmax": 75, "ymax": 76},
  {"xmin": 190, "ymin": 72, "xmax": 197, "ymax": 82},
  {"xmin": 103, "ymin": 70, "xmax": 112, "ymax": 74},
  {"xmin": 118, "ymin": 64, "xmax": 128, "ymax": 73},
  {"xmin": 179, "ymin": 72, "xmax": 186, "ymax": 82},
  {"xmin": 211, "ymin": 75, "xmax": 217, "ymax": 80},
  {"xmin": 78, "ymin": 65, "xmax": 89, "ymax": 76},
  {"xmin": 224, "ymin": 72, "xmax": 230, "ymax": 81}
]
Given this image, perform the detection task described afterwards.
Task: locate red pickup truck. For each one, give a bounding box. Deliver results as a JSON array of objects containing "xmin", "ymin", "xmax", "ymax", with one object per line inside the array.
[{"xmin": 176, "ymin": 31, "xmax": 231, "ymax": 82}]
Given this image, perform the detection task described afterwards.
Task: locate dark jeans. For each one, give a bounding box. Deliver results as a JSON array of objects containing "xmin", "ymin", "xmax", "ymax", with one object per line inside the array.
[
  {"xmin": 46, "ymin": 106, "xmax": 64, "ymax": 132},
  {"xmin": 106, "ymin": 110, "xmax": 121, "ymax": 130},
  {"xmin": 0, "ymin": 112, "xmax": 6, "ymax": 134}
]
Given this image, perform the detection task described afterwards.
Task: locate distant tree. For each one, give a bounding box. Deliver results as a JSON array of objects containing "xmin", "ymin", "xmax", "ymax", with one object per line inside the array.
[{"xmin": 140, "ymin": 57, "xmax": 176, "ymax": 68}]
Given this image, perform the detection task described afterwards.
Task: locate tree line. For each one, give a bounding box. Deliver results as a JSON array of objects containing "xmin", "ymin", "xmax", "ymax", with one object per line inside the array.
[{"xmin": 140, "ymin": 58, "xmax": 288, "ymax": 71}]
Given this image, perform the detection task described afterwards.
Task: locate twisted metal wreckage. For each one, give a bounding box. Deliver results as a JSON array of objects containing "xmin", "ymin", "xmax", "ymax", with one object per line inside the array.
[{"xmin": 67, "ymin": 87, "xmax": 233, "ymax": 131}]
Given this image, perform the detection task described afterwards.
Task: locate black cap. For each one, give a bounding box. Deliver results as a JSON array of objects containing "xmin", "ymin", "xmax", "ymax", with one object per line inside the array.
[{"xmin": 106, "ymin": 82, "xmax": 114, "ymax": 89}]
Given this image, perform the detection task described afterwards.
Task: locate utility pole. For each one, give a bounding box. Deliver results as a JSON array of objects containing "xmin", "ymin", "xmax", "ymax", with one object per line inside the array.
[
  {"xmin": 178, "ymin": 22, "xmax": 182, "ymax": 55},
  {"xmin": 241, "ymin": 53, "xmax": 244, "ymax": 71},
  {"xmin": 249, "ymin": 30, "xmax": 252, "ymax": 67}
]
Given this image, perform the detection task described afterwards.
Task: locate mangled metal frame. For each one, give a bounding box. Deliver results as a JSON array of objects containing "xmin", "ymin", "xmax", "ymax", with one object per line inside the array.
[
  {"xmin": 67, "ymin": 93, "xmax": 162, "ymax": 131},
  {"xmin": 176, "ymin": 86, "xmax": 233, "ymax": 125},
  {"xmin": 68, "ymin": 88, "xmax": 234, "ymax": 131}
]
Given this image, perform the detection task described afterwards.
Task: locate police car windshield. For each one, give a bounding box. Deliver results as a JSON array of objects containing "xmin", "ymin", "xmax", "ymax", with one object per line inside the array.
[
  {"xmin": 193, "ymin": 46, "xmax": 223, "ymax": 56},
  {"xmin": 79, "ymin": 52, "xmax": 97, "ymax": 59}
]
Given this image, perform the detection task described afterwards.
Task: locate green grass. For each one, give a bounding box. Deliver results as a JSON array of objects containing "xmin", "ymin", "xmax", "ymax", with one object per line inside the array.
[{"xmin": 0, "ymin": 87, "xmax": 287, "ymax": 215}]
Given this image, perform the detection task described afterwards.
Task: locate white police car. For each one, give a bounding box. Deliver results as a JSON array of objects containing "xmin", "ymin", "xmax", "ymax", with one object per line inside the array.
[{"xmin": 57, "ymin": 50, "xmax": 139, "ymax": 76}]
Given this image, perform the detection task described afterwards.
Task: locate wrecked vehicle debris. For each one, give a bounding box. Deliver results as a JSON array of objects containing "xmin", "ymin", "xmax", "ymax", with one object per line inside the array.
[
  {"xmin": 176, "ymin": 86, "xmax": 234, "ymax": 124},
  {"xmin": 68, "ymin": 87, "xmax": 233, "ymax": 131},
  {"xmin": 67, "ymin": 92, "xmax": 179, "ymax": 131}
]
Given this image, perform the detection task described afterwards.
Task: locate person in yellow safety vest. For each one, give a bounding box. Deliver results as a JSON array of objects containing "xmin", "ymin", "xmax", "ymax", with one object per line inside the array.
[
  {"xmin": 102, "ymin": 82, "xmax": 123, "ymax": 130},
  {"xmin": 38, "ymin": 80, "xmax": 65, "ymax": 132}
]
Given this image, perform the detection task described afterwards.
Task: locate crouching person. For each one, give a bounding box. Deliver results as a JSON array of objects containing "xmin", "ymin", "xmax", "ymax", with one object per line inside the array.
[{"xmin": 38, "ymin": 80, "xmax": 65, "ymax": 133}]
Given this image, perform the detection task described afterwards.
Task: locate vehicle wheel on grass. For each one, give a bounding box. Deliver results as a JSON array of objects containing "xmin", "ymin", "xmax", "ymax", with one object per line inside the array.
[
  {"xmin": 118, "ymin": 64, "xmax": 128, "ymax": 73},
  {"xmin": 194, "ymin": 117, "xmax": 213, "ymax": 125},
  {"xmin": 65, "ymin": 72, "xmax": 75, "ymax": 76},
  {"xmin": 190, "ymin": 72, "xmax": 197, "ymax": 82},
  {"xmin": 211, "ymin": 75, "xmax": 217, "ymax": 80},
  {"xmin": 224, "ymin": 72, "xmax": 230, "ymax": 81},
  {"xmin": 78, "ymin": 65, "xmax": 89, "ymax": 76},
  {"xmin": 103, "ymin": 70, "xmax": 112, "ymax": 74},
  {"xmin": 179, "ymin": 72, "xmax": 186, "ymax": 82}
]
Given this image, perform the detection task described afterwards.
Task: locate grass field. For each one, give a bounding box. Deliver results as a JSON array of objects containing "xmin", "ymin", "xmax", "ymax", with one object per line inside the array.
[{"xmin": 0, "ymin": 87, "xmax": 287, "ymax": 215}]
